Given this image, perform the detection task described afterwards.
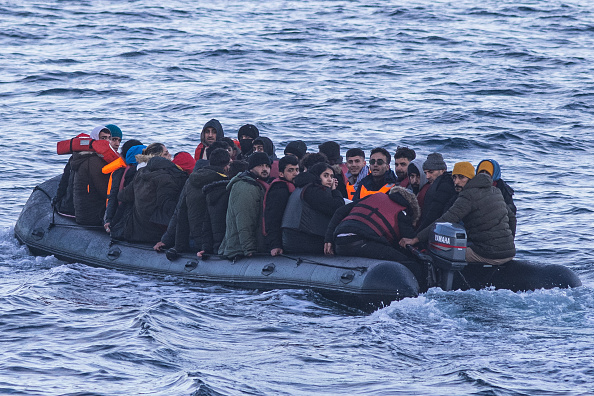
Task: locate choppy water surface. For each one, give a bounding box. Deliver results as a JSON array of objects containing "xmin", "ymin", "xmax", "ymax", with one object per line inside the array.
[{"xmin": 1, "ymin": 1, "xmax": 594, "ymax": 394}]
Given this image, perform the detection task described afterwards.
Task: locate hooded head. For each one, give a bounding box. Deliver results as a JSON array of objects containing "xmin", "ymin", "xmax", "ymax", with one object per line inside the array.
[
  {"xmin": 237, "ymin": 124, "xmax": 259, "ymax": 154},
  {"xmin": 318, "ymin": 141, "xmax": 342, "ymax": 165},
  {"xmin": 389, "ymin": 185, "xmax": 421, "ymax": 227},
  {"xmin": 125, "ymin": 145, "xmax": 146, "ymax": 165},
  {"xmin": 476, "ymin": 159, "xmax": 501, "ymax": 181},
  {"xmin": 284, "ymin": 140, "xmax": 307, "ymax": 159},
  {"xmin": 253, "ymin": 136, "xmax": 276, "ymax": 160},
  {"xmin": 90, "ymin": 125, "xmax": 110, "ymax": 140},
  {"xmin": 201, "ymin": 119, "xmax": 224, "ymax": 146},
  {"xmin": 407, "ymin": 158, "xmax": 427, "ymax": 194},
  {"xmin": 172, "ymin": 152, "xmax": 197, "ymax": 175},
  {"xmin": 121, "ymin": 139, "xmax": 143, "ymax": 163}
]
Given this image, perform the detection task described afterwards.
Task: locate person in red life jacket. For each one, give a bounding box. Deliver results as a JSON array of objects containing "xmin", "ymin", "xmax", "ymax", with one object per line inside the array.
[
  {"xmin": 416, "ymin": 152, "xmax": 456, "ymax": 232},
  {"xmin": 476, "ymin": 159, "xmax": 517, "ymax": 233},
  {"xmin": 344, "ymin": 148, "xmax": 369, "ymax": 201},
  {"xmin": 105, "ymin": 124, "xmax": 122, "ymax": 152},
  {"xmin": 253, "ymin": 136, "xmax": 280, "ymax": 179},
  {"xmin": 102, "ymin": 140, "xmax": 143, "ymax": 233},
  {"xmin": 406, "ymin": 158, "xmax": 429, "ymax": 208},
  {"xmin": 284, "ymin": 140, "xmax": 307, "ymax": 160},
  {"xmin": 194, "ymin": 119, "xmax": 225, "ymax": 160},
  {"xmin": 263, "ymin": 155, "xmax": 300, "ymax": 256},
  {"xmin": 400, "ymin": 172, "xmax": 516, "ymax": 265},
  {"xmin": 69, "ymin": 126, "xmax": 112, "ymax": 225},
  {"xmin": 318, "ymin": 141, "xmax": 348, "ymax": 199},
  {"xmin": 352, "ymin": 147, "xmax": 398, "ymax": 202},
  {"xmin": 323, "ymin": 185, "xmax": 423, "ymax": 283},
  {"xmin": 236, "ymin": 124, "xmax": 260, "ymax": 161},
  {"xmin": 394, "ymin": 146, "xmax": 416, "ymax": 187},
  {"xmin": 281, "ymin": 162, "xmax": 345, "ymax": 254},
  {"xmin": 200, "ymin": 160, "xmax": 248, "ymax": 256},
  {"xmin": 117, "ymin": 148, "xmax": 188, "ymax": 244},
  {"xmin": 218, "ymin": 152, "xmax": 271, "ymax": 258},
  {"xmin": 172, "ymin": 151, "xmax": 196, "ymax": 176}
]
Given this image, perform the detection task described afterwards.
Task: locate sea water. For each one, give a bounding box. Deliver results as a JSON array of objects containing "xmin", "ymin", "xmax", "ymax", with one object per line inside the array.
[{"xmin": 1, "ymin": 1, "xmax": 593, "ymax": 394}]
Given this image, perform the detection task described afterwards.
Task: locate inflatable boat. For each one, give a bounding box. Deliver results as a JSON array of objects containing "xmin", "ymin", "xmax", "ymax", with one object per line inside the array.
[{"xmin": 14, "ymin": 177, "xmax": 581, "ymax": 312}]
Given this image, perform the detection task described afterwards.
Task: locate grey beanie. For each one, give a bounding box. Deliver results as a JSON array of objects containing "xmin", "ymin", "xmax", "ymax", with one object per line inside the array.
[{"xmin": 423, "ymin": 153, "xmax": 447, "ymax": 171}]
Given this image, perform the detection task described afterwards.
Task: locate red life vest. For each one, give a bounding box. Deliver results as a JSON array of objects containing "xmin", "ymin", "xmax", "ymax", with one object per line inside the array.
[
  {"xmin": 57, "ymin": 134, "xmax": 119, "ymax": 164},
  {"xmin": 194, "ymin": 143, "xmax": 206, "ymax": 161},
  {"xmin": 262, "ymin": 178, "xmax": 295, "ymax": 236},
  {"xmin": 358, "ymin": 183, "xmax": 395, "ymax": 199},
  {"xmin": 417, "ymin": 183, "xmax": 430, "ymax": 209},
  {"xmin": 342, "ymin": 193, "xmax": 405, "ymax": 243}
]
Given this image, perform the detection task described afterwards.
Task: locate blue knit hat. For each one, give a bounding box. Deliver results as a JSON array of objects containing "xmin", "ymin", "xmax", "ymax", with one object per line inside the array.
[{"xmin": 105, "ymin": 124, "xmax": 123, "ymax": 139}]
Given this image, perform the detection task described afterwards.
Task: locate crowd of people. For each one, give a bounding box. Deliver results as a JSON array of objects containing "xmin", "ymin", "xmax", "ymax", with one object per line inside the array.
[{"xmin": 53, "ymin": 119, "xmax": 518, "ymax": 287}]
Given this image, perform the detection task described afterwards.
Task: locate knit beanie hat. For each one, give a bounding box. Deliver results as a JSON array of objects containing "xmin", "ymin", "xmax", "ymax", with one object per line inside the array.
[
  {"xmin": 247, "ymin": 152, "xmax": 271, "ymax": 169},
  {"xmin": 318, "ymin": 141, "xmax": 341, "ymax": 163},
  {"xmin": 238, "ymin": 124, "xmax": 260, "ymax": 140},
  {"xmin": 172, "ymin": 152, "xmax": 196, "ymax": 175},
  {"xmin": 452, "ymin": 161, "xmax": 475, "ymax": 179},
  {"xmin": 120, "ymin": 139, "xmax": 143, "ymax": 161},
  {"xmin": 125, "ymin": 145, "xmax": 146, "ymax": 165},
  {"xmin": 284, "ymin": 140, "xmax": 307, "ymax": 159},
  {"xmin": 477, "ymin": 160, "xmax": 497, "ymax": 179},
  {"xmin": 423, "ymin": 153, "xmax": 447, "ymax": 171},
  {"xmin": 105, "ymin": 124, "xmax": 122, "ymax": 139}
]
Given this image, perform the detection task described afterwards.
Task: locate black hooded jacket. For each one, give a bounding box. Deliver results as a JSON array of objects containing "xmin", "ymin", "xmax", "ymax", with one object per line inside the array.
[
  {"xmin": 194, "ymin": 119, "xmax": 224, "ymax": 160},
  {"xmin": 417, "ymin": 172, "xmax": 456, "ymax": 231},
  {"xmin": 118, "ymin": 156, "xmax": 188, "ymax": 243},
  {"xmin": 202, "ymin": 179, "xmax": 231, "ymax": 253},
  {"xmin": 70, "ymin": 152, "xmax": 109, "ymax": 226}
]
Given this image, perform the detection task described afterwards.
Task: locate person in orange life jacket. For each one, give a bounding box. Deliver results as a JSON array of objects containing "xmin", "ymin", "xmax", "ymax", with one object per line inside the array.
[
  {"xmin": 218, "ymin": 152, "xmax": 271, "ymax": 258},
  {"xmin": 345, "ymin": 148, "xmax": 369, "ymax": 201},
  {"xmin": 155, "ymin": 145, "xmax": 228, "ymax": 252},
  {"xmin": 105, "ymin": 124, "xmax": 122, "ymax": 152},
  {"xmin": 253, "ymin": 136, "xmax": 280, "ymax": 179},
  {"xmin": 236, "ymin": 124, "xmax": 260, "ymax": 161},
  {"xmin": 263, "ymin": 155, "xmax": 300, "ymax": 256},
  {"xmin": 194, "ymin": 119, "xmax": 224, "ymax": 160},
  {"xmin": 103, "ymin": 140, "xmax": 143, "ymax": 233},
  {"xmin": 400, "ymin": 171, "xmax": 516, "ymax": 265},
  {"xmin": 406, "ymin": 158, "xmax": 430, "ymax": 208},
  {"xmin": 394, "ymin": 146, "xmax": 416, "ymax": 186},
  {"xmin": 68, "ymin": 126, "xmax": 112, "ymax": 226},
  {"xmin": 281, "ymin": 162, "xmax": 345, "ymax": 254},
  {"xmin": 284, "ymin": 140, "xmax": 307, "ymax": 160},
  {"xmin": 416, "ymin": 152, "xmax": 456, "ymax": 232},
  {"xmin": 352, "ymin": 147, "xmax": 398, "ymax": 202},
  {"xmin": 318, "ymin": 141, "xmax": 348, "ymax": 199},
  {"xmin": 476, "ymin": 159, "xmax": 517, "ymax": 232},
  {"xmin": 200, "ymin": 160, "xmax": 248, "ymax": 256},
  {"xmin": 323, "ymin": 185, "xmax": 423, "ymax": 283},
  {"xmin": 117, "ymin": 145, "xmax": 188, "ymax": 244}
]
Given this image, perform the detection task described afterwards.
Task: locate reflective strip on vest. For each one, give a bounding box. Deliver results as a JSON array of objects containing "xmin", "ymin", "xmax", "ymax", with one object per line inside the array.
[
  {"xmin": 358, "ymin": 183, "xmax": 395, "ymax": 199},
  {"xmin": 342, "ymin": 193, "xmax": 404, "ymax": 242}
]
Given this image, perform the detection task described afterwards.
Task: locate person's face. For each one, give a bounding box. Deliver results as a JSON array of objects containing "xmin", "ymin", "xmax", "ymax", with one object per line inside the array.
[
  {"xmin": 452, "ymin": 174, "xmax": 470, "ymax": 192},
  {"xmin": 409, "ymin": 173, "xmax": 420, "ymax": 189},
  {"xmin": 478, "ymin": 169, "xmax": 492, "ymax": 177},
  {"xmin": 346, "ymin": 156, "xmax": 365, "ymax": 176},
  {"xmin": 204, "ymin": 127, "xmax": 217, "ymax": 146},
  {"xmin": 110, "ymin": 136, "xmax": 121, "ymax": 151},
  {"xmin": 240, "ymin": 135, "xmax": 254, "ymax": 141},
  {"xmin": 98, "ymin": 131, "xmax": 111, "ymax": 141},
  {"xmin": 320, "ymin": 168, "xmax": 334, "ymax": 188},
  {"xmin": 424, "ymin": 169, "xmax": 445, "ymax": 184},
  {"xmin": 253, "ymin": 144, "xmax": 265, "ymax": 153},
  {"xmin": 160, "ymin": 146, "xmax": 172, "ymax": 161},
  {"xmin": 251, "ymin": 164, "xmax": 270, "ymax": 179},
  {"xmin": 394, "ymin": 157, "xmax": 411, "ymax": 180},
  {"xmin": 369, "ymin": 153, "xmax": 389, "ymax": 178},
  {"xmin": 280, "ymin": 164, "xmax": 299, "ymax": 183}
]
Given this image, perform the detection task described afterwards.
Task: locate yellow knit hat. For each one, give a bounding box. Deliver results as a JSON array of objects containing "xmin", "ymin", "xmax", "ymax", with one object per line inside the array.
[
  {"xmin": 452, "ymin": 161, "xmax": 475, "ymax": 179},
  {"xmin": 477, "ymin": 161, "xmax": 494, "ymax": 177}
]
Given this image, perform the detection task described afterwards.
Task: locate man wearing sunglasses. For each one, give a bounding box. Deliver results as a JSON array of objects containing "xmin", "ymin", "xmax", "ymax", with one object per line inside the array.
[{"xmin": 352, "ymin": 147, "xmax": 398, "ymax": 202}]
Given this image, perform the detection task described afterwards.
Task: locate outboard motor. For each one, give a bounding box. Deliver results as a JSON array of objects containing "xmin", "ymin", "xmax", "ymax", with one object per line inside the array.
[{"xmin": 428, "ymin": 222, "xmax": 468, "ymax": 290}]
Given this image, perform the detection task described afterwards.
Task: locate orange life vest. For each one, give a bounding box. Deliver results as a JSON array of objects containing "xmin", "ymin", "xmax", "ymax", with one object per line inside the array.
[
  {"xmin": 358, "ymin": 183, "xmax": 395, "ymax": 199},
  {"xmin": 57, "ymin": 134, "xmax": 119, "ymax": 164}
]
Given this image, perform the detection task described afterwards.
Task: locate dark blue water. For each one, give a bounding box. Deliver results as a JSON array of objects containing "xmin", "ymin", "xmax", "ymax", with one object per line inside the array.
[{"xmin": 1, "ymin": 1, "xmax": 594, "ymax": 394}]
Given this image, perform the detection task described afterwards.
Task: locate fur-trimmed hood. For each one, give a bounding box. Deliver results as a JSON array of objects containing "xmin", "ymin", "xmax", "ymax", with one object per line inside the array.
[{"xmin": 389, "ymin": 185, "xmax": 421, "ymax": 227}]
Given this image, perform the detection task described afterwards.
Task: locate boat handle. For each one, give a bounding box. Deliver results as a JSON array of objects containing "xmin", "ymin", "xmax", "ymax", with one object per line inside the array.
[
  {"xmin": 262, "ymin": 263, "xmax": 275, "ymax": 276},
  {"xmin": 107, "ymin": 247, "xmax": 121, "ymax": 260},
  {"xmin": 340, "ymin": 271, "xmax": 355, "ymax": 284},
  {"xmin": 31, "ymin": 228, "xmax": 45, "ymax": 240},
  {"xmin": 185, "ymin": 261, "xmax": 198, "ymax": 271}
]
